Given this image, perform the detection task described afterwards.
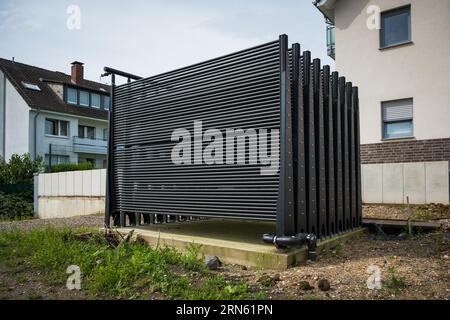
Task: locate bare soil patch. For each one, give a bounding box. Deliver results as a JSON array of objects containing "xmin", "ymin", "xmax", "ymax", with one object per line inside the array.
[
  {"xmin": 220, "ymin": 231, "xmax": 450, "ymax": 300},
  {"xmin": 0, "ymin": 265, "xmax": 87, "ymax": 300}
]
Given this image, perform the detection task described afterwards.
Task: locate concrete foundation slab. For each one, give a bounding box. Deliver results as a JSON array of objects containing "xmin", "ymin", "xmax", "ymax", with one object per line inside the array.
[{"xmin": 118, "ymin": 219, "xmax": 366, "ymax": 270}]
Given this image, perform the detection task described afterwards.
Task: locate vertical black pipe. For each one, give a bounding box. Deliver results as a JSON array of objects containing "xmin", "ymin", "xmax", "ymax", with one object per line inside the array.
[
  {"xmin": 105, "ymin": 73, "xmax": 115, "ymax": 228},
  {"xmin": 302, "ymin": 51, "xmax": 317, "ymax": 235},
  {"xmin": 353, "ymin": 87, "xmax": 362, "ymax": 226},
  {"xmin": 313, "ymin": 59, "xmax": 326, "ymax": 238},
  {"xmin": 348, "ymin": 83, "xmax": 357, "ymax": 228},
  {"xmin": 292, "ymin": 43, "xmax": 307, "ymax": 233},
  {"xmin": 276, "ymin": 34, "xmax": 295, "ymax": 237},
  {"xmin": 340, "ymin": 77, "xmax": 350, "ymax": 230},
  {"xmin": 48, "ymin": 143, "xmax": 52, "ymax": 173},
  {"xmin": 323, "ymin": 66, "xmax": 335, "ymax": 235},
  {"xmin": 332, "ymin": 72, "xmax": 343, "ymax": 232}
]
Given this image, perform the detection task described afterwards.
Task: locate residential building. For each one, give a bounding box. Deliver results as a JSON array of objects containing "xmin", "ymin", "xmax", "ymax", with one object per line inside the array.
[
  {"xmin": 0, "ymin": 59, "xmax": 110, "ymax": 168},
  {"xmin": 313, "ymin": 0, "xmax": 450, "ymax": 203}
]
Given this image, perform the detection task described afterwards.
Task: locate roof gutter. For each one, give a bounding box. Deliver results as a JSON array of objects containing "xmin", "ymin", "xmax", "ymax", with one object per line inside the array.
[{"xmin": 29, "ymin": 108, "xmax": 108, "ymax": 123}]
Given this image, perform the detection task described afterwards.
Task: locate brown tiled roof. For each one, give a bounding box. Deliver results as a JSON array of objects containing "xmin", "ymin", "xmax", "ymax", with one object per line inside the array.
[{"xmin": 0, "ymin": 58, "xmax": 109, "ymax": 120}]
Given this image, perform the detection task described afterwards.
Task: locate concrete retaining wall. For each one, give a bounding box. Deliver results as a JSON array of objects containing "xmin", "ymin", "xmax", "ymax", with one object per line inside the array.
[
  {"xmin": 34, "ymin": 161, "xmax": 449, "ymax": 219},
  {"xmin": 34, "ymin": 169, "xmax": 106, "ymax": 219},
  {"xmin": 362, "ymin": 161, "xmax": 449, "ymax": 204}
]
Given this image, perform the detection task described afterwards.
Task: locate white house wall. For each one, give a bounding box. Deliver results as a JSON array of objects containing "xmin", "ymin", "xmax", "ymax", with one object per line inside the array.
[
  {"xmin": 4, "ymin": 78, "xmax": 29, "ymax": 160},
  {"xmin": 334, "ymin": 0, "xmax": 450, "ymax": 144},
  {"xmin": 0, "ymin": 71, "xmax": 5, "ymax": 158}
]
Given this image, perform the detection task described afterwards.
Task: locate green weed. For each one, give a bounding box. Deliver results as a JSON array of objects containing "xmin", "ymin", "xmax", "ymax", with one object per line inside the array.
[{"xmin": 0, "ymin": 227, "xmax": 262, "ymax": 300}]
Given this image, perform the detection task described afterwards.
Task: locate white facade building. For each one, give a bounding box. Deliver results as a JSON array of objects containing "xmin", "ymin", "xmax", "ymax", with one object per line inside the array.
[
  {"xmin": 0, "ymin": 59, "xmax": 109, "ymax": 168},
  {"xmin": 314, "ymin": 0, "xmax": 450, "ymax": 204}
]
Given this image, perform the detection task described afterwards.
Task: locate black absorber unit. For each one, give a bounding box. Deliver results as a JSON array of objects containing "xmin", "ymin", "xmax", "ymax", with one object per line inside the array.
[{"xmin": 105, "ymin": 34, "xmax": 362, "ymax": 248}]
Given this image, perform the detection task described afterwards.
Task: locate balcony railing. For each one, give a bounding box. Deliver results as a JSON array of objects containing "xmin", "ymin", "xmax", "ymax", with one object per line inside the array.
[
  {"xmin": 73, "ymin": 136, "xmax": 107, "ymax": 154},
  {"xmin": 326, "ymin": 24, "xmax": 335, "ymax": 60}
]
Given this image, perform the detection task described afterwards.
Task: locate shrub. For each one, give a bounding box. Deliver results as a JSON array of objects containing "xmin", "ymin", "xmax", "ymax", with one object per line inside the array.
[
  {"xmin": 0, "ymin": 153, "xmax": 43, "ymax": 184},
  {"xmin": 45, "ymin": 161, "xmax": 95, "ymax": 173},
  {"xmin": 0, "ymin": 192, "xmax": 34, "ymax": 219}
]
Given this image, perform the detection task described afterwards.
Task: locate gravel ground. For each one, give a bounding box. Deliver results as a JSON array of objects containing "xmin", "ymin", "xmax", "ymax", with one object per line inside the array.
[
  {"xmin": 222, "ymin": 232, "xmax": 450, "ymax": 300},
  {"xmin": 363, "ymin": 203, "xmax": 450, "ymax": 221},
  {"xmin": 1, "ymin": 202, "xmax": 447, "ymax": 232},
  {"xmin": 0, "ymin": 214, "xmax": 104, "ymax": 232}
]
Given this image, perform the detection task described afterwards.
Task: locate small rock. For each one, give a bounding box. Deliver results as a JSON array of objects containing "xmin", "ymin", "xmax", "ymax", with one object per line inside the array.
[
  {"xmin": 135, "ymin": 235, "xmax": 146, "ymax": 245},
  {"xmin": 241, "ymin": 265, "xmax": 247, "ymax": 270},
  {"xmin": 298, "ymin": 280, "xmax": 314, "ymax": 291},
  {"xmin": 204, "ymin": 255, "xmax": 221, "ymax": 270},
  {"xmin": 397, "ymin": 233, "xmax": 408, "ymax": 240},
  {"xmin": 318, "ymin": 279, "xmax": 331, "ymax": 291},
  {"xmin": 443, "ymin": 255, "xmax": 449, "ymax": 260},
  {"xmin": 257, "ymin": 274, "xmax": 276, "ymax": 287}
]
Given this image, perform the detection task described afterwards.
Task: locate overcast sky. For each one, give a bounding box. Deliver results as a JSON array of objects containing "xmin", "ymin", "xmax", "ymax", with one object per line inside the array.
[{"xmin": 0, "ymin": 0, "xmax": 333, "ymax": 85}]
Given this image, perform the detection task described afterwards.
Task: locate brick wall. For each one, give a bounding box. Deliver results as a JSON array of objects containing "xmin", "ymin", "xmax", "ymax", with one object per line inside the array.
[{"xmin": 360, "ymin": 138, "xmax": 450, "ymax": 168}]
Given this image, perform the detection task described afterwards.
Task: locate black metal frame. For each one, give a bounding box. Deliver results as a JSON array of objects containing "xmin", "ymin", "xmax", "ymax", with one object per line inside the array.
[
  {"xmin": 103, "ymin": 68, "xmax": 143, "ymax": 227},
  {"xmin": 104, "ymin": 34, "xmax": 362, "ymax": 243},
  {"xmin": 277, "ymin": 35, "xmax": 295, "ymax": 237}
]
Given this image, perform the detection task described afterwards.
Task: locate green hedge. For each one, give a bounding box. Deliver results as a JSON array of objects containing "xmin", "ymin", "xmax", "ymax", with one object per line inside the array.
[
  {"xmin": 45, "ymin": 161, "xmax": 95, "ymax": 173},
  {"xmin": 0, "ymin": 192, "xmax": 34, "ymax": 219},
  {"xmin": 0, "ymin": 184, "xmax": 33, "ymax": 203},
  {"xmin": 0, "ymin": 153, "xmax": 42, "ymax": 184}
]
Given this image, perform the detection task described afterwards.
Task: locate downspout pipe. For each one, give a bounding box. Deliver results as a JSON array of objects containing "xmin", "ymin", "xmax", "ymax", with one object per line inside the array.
[
  {"xmin": 262, "ymin": 233, "xmax": 318, "ymax": 260},
  {"xmin": 33, "ymin": 108, "xmax": 41, "ymax": 161}
]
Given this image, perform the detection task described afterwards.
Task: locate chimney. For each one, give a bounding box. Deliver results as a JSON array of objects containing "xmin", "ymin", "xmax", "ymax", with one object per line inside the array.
[{"xmin": 71, "ymin": 61, "xmax": 84, "ymax": 84}]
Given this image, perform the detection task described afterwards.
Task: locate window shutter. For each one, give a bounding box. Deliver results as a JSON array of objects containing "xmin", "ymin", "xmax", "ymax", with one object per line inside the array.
[{"xmin": 383, "ymin": 99, "xmax": 413, "ymax": 121}]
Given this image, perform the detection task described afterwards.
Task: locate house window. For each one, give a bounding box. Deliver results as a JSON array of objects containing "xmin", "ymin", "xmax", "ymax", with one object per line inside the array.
[
  {"xmin": 103, "ymin": 128, "xmax": 108, "ymax": 140},
  {"xmin": 79, "ymin": 90, "xmax": 89, "ymax": 106},
  {"xmin": 78, "ymin": 125, "xmax": 95, "ymax": 139},
  {"xmin": 67, "ymin": 87, "xmax": 78, "ymax": 104},
  {"xmin": 91, "ymin": 93, "xmax": 101, "ymax": 108},
  {"xmin": 104, "ymin": 96, "xmax": 110, "ymax": 110},
  {"xmin": 382, "ymin": 98, "xmax": 413, "ymax": 139},
  {"xmin": 380, "ymin": 6, "xmax": 411, "ymax": 48},
  {"xmin": 21, "ymin": 81, "xmax": 41, "ymax": 91},
  {"xmin": 45, "ymin": 119, "xmax": 57, "ymax": 136},
  {"xmin": 45, "ymin": 119, "xmax": 69, "ymax": 137}
]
